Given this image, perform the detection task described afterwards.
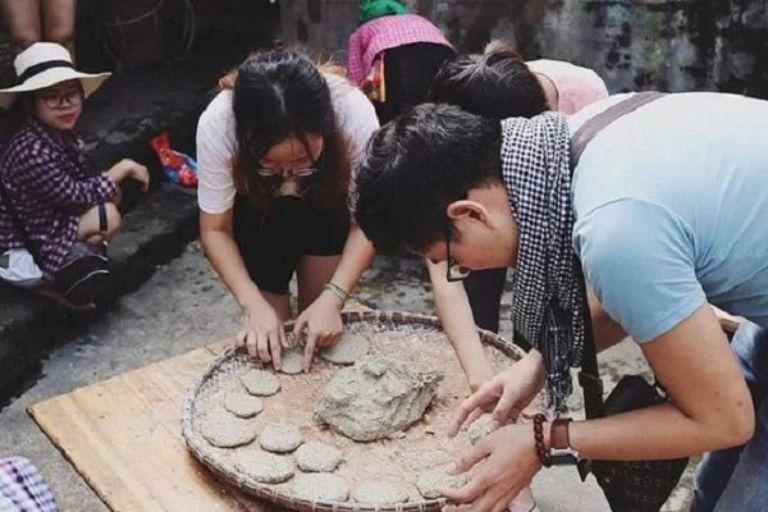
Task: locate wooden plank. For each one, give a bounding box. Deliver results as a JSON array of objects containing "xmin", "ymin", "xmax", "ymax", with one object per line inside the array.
[
  {"xmin": 28, "ymin": 303, "xmax": 375, "ymax": 512},
  {"xmin": 28, "ymin": 347, "xmax": 271, "ymax": 512}
]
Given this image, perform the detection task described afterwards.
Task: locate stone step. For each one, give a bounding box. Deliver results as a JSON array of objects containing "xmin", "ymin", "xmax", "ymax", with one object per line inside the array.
[{"xmin": 0, "ymin": 187, "xmax": 199, "ymax": 401}]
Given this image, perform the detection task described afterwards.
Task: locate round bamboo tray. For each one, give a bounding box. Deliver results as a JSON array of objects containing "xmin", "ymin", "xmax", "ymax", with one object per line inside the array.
[{"xmin": 181, "ymin": 310, "xmax": 528, "ymax": 512}]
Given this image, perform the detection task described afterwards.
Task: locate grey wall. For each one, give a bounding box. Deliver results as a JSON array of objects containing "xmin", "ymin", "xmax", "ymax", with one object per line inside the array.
[{"xmin": 281, "ymin": 0, "xmax": 768, "ymax": 97}]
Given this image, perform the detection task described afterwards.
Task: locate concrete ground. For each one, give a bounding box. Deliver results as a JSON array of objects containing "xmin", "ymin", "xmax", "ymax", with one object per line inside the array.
[{"xmin": 0, "ymin": 244, "xmax": 694, "ymax": 511}]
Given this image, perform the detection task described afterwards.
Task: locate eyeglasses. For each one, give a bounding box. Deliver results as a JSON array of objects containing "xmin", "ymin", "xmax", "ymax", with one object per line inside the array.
[
  {"xmin": 445, "ymin": 220, "xmax": 471, "ymax": 282},
  {"xmin": 39, "ymin": 88, "xmax": 84, "ymax": 110},
  {"xmin": 255, "ymin": 167, "xmax": 319, "ymax": 179}
]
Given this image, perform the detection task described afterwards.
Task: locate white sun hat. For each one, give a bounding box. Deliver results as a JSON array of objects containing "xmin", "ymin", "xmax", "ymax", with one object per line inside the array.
[{"xmin": 0, "ymin": 42, "xmax": 111, "ymax": 109}]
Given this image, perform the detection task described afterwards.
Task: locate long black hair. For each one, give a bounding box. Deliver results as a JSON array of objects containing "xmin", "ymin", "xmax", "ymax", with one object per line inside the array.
[
  {"xmin": 430, "ymin": 40, "xmax": 548, "ymax": 119},
  {"xmin": 232, "ymin": 49, "xmax": 351, "ymax": 211}
]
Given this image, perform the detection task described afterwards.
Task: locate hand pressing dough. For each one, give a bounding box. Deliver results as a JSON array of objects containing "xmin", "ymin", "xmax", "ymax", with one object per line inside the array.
[
  {"xmin": 279, "ymin": 348, "xmax": 304, "ymax": 375},
  {"xmin": 199, "ymin": 412, "xmax": 257, "ymax": 448},
  {"xmin": 223, "ymin": 392, "xmax": 264, "ymax": 418},
  {"xmin": 259, "ymin": 422, "xmax": 304, "ymax": 453},
  {"xmin": 416, "ymin": 470, "xmax": 469, "ymax": 499},
  {"xmin": 291, "ymin": 473, "xmax": 350, "ymax": 502},
  {"xmin": 241, "ymin": 369, "xmax": 281, "ymax": 396},
  {"xmin": 295, "ymin": 441, "xmax": 343, "ymax": 472},
  {"xmin": 235, "ymin": 452, "xmax": 295, "ymax": 484},
  {"xmin": 352, "ymin": 480, "xmax": 410, "ymax": 505},
  {"xmin": 468, "ymin": 414, "xmax": 496, "ymax": 445},
  {"xmin": 320, "ymin": 333, "xmax": 370, "ymax": 365}
]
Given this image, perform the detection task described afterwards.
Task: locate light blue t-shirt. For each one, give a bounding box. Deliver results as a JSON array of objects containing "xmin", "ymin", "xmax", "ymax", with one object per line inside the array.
[{"xmin": 569, "ymin": 92, "xmax": 768, "ymax": 342}]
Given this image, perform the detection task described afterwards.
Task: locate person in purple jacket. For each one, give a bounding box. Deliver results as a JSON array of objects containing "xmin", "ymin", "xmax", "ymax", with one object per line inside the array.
[{"xmin": 0, "ymin": 43, "xmax": 149, "ymax": 298}]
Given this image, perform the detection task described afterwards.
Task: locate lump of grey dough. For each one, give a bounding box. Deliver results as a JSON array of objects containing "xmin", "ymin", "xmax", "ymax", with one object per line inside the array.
[
  {"xmin": 352, "ymin": 480, "xmax": 410, "ymax": 505},
  {"xmin": 199, "ymin": 412, "xmax": 257, "ymax": 448},
  {"xmin": 259, "ymin": 422, "xmax": 304, "ymax": 453},
  {"xmin": 291, "ymin": 472, "xmax": 350, "ymax": 502},
  {"xmin": 241, "ymin": 369, "xmax": 281, "ymax": 396},
  {"xmin": 278, "ymin": 348, "xmax": 303, "ymax": 375},
  {"xmin": 468, "ymin": 413, "xmax": 496, "ymax": 445},
  {"xmin": 416, "ymin": 470, "xmax": 469, "ymax": 499},
  {"xmin": 235, "ymin": 452, "xmax": 295, "ymax": 484},
  {"xmin": 296, "ymin": 441, "xmax": 343, "ymax": 472},
  {"xmin": 314, "ymin": 356, "xmax": 442, "ymax": 441},
  {"xmin": 223, "ymin": 392, "xmax": 264, "ymax": 418},
  {"xmin": 320, "ymin": 332, "xmax": 370, "ymax": 365}
]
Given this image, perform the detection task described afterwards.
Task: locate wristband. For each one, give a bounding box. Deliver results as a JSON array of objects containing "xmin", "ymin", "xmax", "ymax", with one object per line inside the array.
[
  {"xmin": 533, "ymin": 413, "xmax": 551, "ymax": 467},
  {"xmin": 324, "ymin": 281, "xmax": 349, "ymax": 303}
]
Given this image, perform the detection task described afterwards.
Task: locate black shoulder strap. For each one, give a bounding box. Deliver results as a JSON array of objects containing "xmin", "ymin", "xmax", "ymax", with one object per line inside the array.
[{"xmin": 570, "ymin": 91, "xmax": 666, "ymax": 422}]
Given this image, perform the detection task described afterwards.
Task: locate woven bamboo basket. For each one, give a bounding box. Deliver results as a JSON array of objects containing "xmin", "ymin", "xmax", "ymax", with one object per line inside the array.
[{"xmin": 181, "ymin": 310, "xmax": 530, "ymax": 512}]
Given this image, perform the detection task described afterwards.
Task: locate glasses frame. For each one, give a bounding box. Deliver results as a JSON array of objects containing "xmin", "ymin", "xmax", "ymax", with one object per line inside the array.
[
  {"xmin": 254, "ymin": 167, "xmax": 319, "ymax": 179},
  {"xmin": 445, "ymin": 220, "xmax": 471, "ymax": 282},
  {"xmin": 40, "ymin": 88, "xmax": 84, "ymax": 111}
]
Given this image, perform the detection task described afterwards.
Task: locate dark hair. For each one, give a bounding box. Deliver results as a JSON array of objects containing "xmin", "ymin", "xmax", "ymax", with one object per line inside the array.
[
  {"xmin": 355, "ymin": 103, "xmax": 501, "ymax": 254},
  {"xmin": 430, "ymin": 41, "xmax": 548, "ymax": 119},
  {"xmin": 232, "ymin": 49, "xmax": 351, "ymax": 211}
]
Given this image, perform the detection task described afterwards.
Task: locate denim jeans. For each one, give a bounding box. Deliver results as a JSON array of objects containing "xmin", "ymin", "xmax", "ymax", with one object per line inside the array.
[{"xmin": 691, "ymin": 321, "xmax": 768, "ymax": 511}]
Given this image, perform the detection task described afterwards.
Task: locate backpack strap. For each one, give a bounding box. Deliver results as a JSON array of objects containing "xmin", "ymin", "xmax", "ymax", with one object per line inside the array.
[
  {"xmin": 570, "ymin": 91, "xmax": 666, "ymax": 168},
  {"xmin": 570, "ymin": 91, "xmax": 666, "ymax": 419}
]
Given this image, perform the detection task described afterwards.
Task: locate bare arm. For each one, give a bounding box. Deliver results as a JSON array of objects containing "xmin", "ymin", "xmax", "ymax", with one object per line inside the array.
[
  {"xmin": 570, "ymin": 303, "xmax": 754, "ymax": 460},
  {"xmin": 200, "ymin": 209, "xmax": 262, "ymax": 308},
  {"xmin": 293, "ymin": 222, "xmax": 376, "ymax": 369},
  {"xmin": 427, "ymin": 260, "xmax": 495, "ymax": 391},
  {"xmin": 326, "ymin": 222, "xmax": 375, "ymax": 294},
  {"xmin": 200, "ymin": 209, "xmax": 286, "ymax": 366}
]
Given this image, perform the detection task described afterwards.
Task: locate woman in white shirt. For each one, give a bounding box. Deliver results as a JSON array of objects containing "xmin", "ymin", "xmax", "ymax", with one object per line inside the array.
[{"xmin": 197, "ymin": 50, "xmax": 379, "ymax": 371}]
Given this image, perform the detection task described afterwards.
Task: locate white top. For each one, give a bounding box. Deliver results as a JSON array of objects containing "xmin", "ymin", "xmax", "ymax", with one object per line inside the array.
[{"xmin": 196, "ymin": 74, "xmax": 379, "ymax": 214}]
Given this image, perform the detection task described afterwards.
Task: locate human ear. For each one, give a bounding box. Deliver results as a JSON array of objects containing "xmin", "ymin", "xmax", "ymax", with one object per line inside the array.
[{"xmin": 445, "ymin": 200, "xmax": 492, "ymax": 227}]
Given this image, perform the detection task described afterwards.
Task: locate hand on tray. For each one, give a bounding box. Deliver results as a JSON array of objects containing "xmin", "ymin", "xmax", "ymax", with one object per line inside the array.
[
  {"xmin": 447, "ymin": 350, "xmax": 546, "ymax": 437},
  {"xmin": 237, "ymin": 297, "xmax": 288, "ymax": 370},
  {"xmin": 292, "ymin": 290, "xmax": 344, "ymax": 372},
  {"xmin": 441, "ymin": 424, "xmax": 541, "ymax": 512}
]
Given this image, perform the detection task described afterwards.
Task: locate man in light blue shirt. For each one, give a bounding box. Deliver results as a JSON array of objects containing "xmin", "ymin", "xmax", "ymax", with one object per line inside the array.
[{"xmin": 354, "ymin": 94, "xmax": 768, "ymax": 511}]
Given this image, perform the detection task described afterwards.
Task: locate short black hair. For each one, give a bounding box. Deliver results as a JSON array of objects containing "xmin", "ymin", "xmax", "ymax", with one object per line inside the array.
[
  {"xmin": 430, "ymin": 42, "xmax": 548, "ymax": 119},
  {"xmin": 355, "ymin": 103, "xmax": 502, "ymax": 254}
]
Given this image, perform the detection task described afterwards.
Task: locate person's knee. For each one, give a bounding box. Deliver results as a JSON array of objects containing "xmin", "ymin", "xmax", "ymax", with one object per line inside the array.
[
  {"xmin": 104, "ymin": 203, "xmax": 122, "ymax": 238},
  {"xmin": 44, "ymin": 24, "xmax": 74, "ymax": 49},
  {"xmin": 11, "ymin": 28, "xmax": 39, "ymax": 52}
]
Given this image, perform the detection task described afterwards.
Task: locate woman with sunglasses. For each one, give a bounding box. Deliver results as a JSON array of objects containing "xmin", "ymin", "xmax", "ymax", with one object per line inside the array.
[{"xmin": 197, "ymin": 49, "xmax": 379, "ymax": 372}]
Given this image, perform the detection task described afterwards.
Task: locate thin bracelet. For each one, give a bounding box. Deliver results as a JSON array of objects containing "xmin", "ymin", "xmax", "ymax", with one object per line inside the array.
[
  {"xmin": 324, "ymin": 281, "xmax": 349, "ymax": 303},
  {"xmin": 533, "ymin": 413, "xmax": 552, "ymax": 467}
]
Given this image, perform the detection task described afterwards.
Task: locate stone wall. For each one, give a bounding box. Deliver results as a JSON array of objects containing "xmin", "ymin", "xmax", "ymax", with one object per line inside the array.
[{"xmin": 281, "ymin": 0, "xmax": 768, "ymax": 97}]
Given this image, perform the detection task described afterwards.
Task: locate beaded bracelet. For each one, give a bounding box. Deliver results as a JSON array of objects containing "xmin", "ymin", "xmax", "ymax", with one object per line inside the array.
[
  {"xmin": 324, "ymin": 281, "xmax": 350, "ymax": 303},
  {"xmin": 533, "ymin": 413, "xmax": 552, "ymax": 467}
]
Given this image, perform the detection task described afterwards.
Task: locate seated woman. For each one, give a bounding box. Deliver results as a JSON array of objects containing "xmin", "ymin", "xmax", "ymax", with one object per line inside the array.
[
  {"xmin": 348, "ymin": 1, "xmax": 455, "ymax": 123},
  {"xmin": 0, "ymin": 42, "xmax": 149, "ymax": 305},
  {"xmin": 429, "ymin": 40, "xmax": 609, "ymax": 339},
  {"xmin": 198, "ymin": 49, "xmax": 379, "ymax": 372}
]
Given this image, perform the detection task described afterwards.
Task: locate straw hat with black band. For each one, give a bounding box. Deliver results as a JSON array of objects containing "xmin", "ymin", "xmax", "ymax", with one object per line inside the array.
[{"xmin": 0, "ymin": 42, "xmax": 111, "ymax": 109}]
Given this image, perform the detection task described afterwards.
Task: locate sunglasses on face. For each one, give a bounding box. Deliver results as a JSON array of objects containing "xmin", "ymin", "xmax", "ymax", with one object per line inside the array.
[{"xmin": 445, "ymin": 220, "xmax": 471, "ymax": 282}]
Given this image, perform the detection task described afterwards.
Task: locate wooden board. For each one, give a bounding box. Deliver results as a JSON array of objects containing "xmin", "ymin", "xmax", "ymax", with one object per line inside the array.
[{"xmin": 28, "ymin": 301, "xmax": 372, "ymax": 512}]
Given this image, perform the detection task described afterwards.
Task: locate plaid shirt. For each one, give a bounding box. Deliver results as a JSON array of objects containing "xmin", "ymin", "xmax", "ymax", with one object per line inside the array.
[
  {"xmin": 0, "ymin": 119, "xmax": 117, "ymax": 278},
  {"xmin": 0, "ymin": 457, "xmax": 59, "ymax": 511},
  {"xmin": 347, "ymin": 14, "xmax": 453, "ymax": 85}
]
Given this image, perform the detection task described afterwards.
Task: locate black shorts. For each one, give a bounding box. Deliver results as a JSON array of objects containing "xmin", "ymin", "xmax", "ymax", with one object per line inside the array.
[{"xmin": 233, "ymin": 195, "xmax": 350, "ymax": 295}]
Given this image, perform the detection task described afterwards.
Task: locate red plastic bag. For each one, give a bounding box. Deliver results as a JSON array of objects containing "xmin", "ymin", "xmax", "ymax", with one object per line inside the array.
[{"xmin": 149, "ymin": 132, "xmax": 198, "ymax": 187}]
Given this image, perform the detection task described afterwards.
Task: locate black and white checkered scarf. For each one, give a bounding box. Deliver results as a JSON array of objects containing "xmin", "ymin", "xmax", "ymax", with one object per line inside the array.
[{"xmin": 500, "ymin": 112, "xmax": 586, "ymax": 413}]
